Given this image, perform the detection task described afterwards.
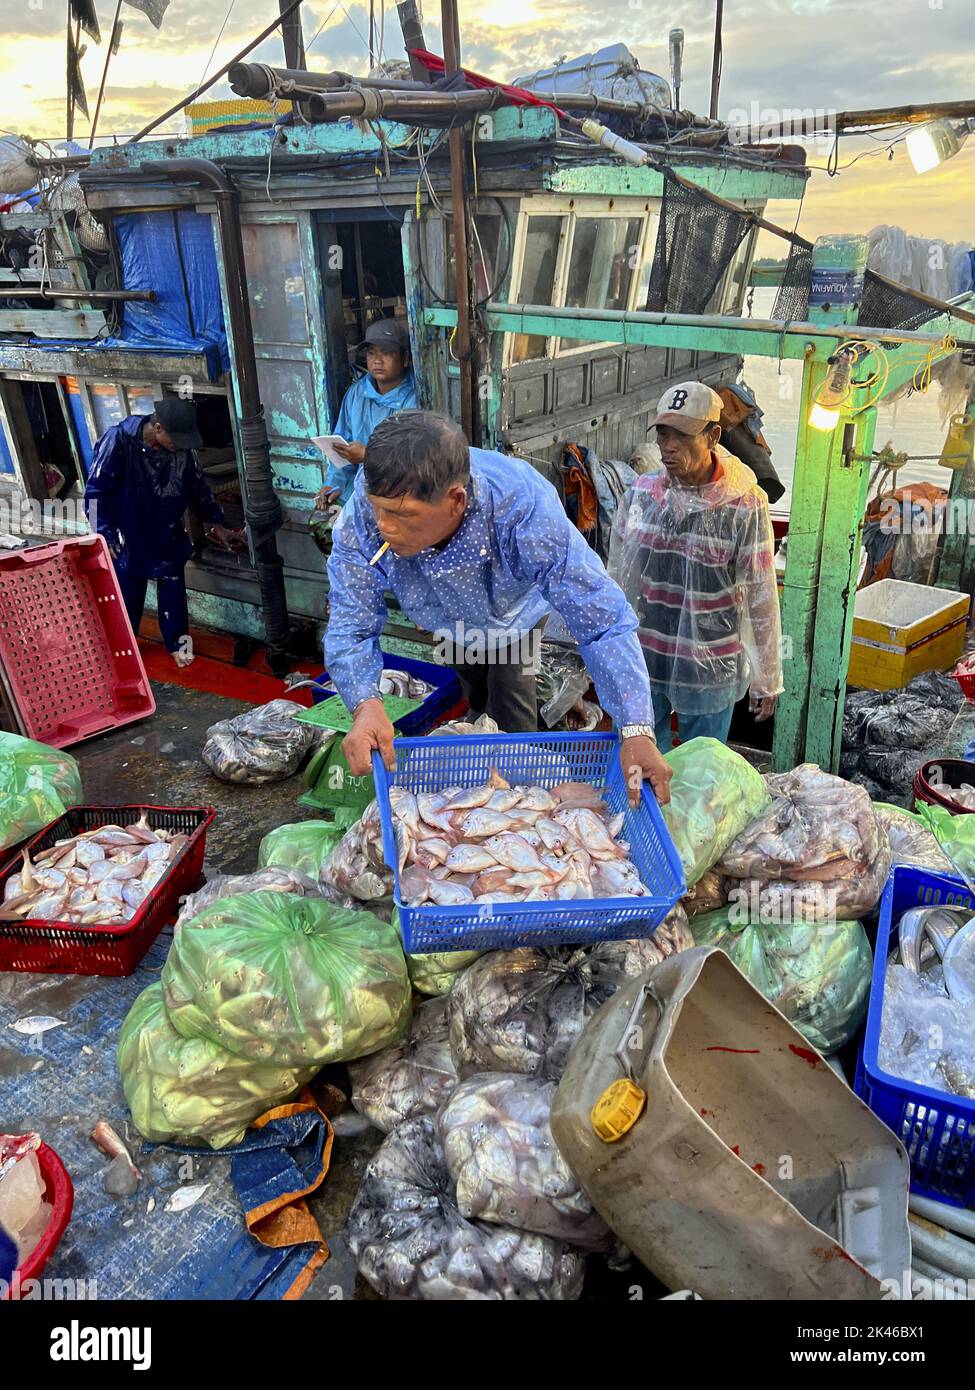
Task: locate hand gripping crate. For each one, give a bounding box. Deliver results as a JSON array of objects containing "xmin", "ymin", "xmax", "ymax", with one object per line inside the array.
[
  {"xmin": 0, "ymin": 535, "xmax": 155, "ymax": 748},
  {"xmin": 856, "ymin": 864, "xmax": 975, "ymax": 1208},
  {"xmin": 373, "ymin": 731, "xmax": 686, "ymax": 953}
]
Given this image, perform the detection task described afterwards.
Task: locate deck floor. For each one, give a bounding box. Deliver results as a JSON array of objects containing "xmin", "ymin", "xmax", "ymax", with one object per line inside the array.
[{"xmin": 4, "ymin": 677, "xmax": 663, "ymax": 1301}]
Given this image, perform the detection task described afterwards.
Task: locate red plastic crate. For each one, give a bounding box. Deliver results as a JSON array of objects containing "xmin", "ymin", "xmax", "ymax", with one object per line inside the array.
[
  {"xmin": 2, "ymin": 1144, "xmax": 75, "ymax": 1297},
  {"xmin": 0, "ymin": 804, "xmax": 214, "ymax": 976},
  {"xmin": 0, "ymin": 535, "xmax": 155, "ymax": 747}
]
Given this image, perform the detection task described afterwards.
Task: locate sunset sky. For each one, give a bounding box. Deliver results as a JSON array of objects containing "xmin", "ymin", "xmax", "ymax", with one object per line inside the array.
[{"xmin": 3, "ymin": 0, "xmax": 972, "ymax": 252}]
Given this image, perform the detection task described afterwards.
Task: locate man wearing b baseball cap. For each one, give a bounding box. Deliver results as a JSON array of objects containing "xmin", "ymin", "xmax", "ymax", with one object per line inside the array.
[
  {"xmin": 315, "ymin": 317, "xmax": 419, "ymax": 511},
  {"xmin": 608, "ymin": 380, "xmax": 783, "ymax": 750}
]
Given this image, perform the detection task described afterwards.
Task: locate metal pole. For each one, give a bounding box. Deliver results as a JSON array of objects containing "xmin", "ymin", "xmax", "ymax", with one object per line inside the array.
[
  {"xmin": 88, "ymin": 0, "xmax": 123, "ymax": 149},
  {"xmin": 709, "ymin": 0, "xmax": 723, "ymax": 120},
  {"xmin": 66, "ymin": 7, "xmax": 76, "ymax": 142},
  {"xmin": 441, "ymin": 0, "xmax": 479, "ymax": 443},
  {"xmin": 279, "ymin": 0, "xmax": 306, "ymax": 70}
]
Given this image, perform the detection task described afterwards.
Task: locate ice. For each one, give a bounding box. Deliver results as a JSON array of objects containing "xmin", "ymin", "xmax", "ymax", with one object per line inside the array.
[
  {"xmin": 15, "ymin": 1199, "xmax": 52, "ymax": 1263},
  {"xmin": 879, "ymin": 963, "xmax": 975, "ymax": 1094},
  {"xmin": 0, "ymin": 1149, "xmax": 44, "ymax": 1241}
]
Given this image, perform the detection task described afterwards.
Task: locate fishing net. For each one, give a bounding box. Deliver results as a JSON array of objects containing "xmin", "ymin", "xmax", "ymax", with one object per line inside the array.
[
  {"xmin": 645, "ymin": 170, "xmax": 752, "ymax": 314},
  {"xmin": 771, "ymin": 240, "xmax": 813, "ymax": 322},
  {"xmin": 859, "ymin": 270, "xmax": 942, "ymax": 332}
]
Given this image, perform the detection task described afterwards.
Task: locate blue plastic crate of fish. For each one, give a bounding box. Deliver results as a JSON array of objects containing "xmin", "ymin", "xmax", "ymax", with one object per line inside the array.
[
  {"xmin": 311, "ymin": 650, "xmax": 462, "ymax": 736},
  {"xmin": 855, "ymin": 864, "xmax": 975, "ymax": 1208},
  {"xmin": 372, "ymin": 731, "xmax": 686, "ymax": 953}
]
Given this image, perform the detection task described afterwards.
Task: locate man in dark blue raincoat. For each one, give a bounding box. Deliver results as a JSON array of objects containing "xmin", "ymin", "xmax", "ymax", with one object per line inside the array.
[{"xmin": 84, "ymin": 399, "xmax": 242, "ymax": 667}]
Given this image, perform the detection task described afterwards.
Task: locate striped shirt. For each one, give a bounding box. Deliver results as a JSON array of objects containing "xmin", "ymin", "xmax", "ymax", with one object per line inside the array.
[{"xmin": 610, "ymin": 449, "xmax": 782, "ymax": 714}]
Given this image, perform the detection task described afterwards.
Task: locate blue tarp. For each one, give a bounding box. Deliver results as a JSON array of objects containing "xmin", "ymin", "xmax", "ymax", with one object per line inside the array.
[
  {"xmin": 102, "ymin": 210, "xmax": 229, "ymax": 379},
  {"xmin": 0, "ymin": 928, "xmax": 322, "ymax": 1300}
]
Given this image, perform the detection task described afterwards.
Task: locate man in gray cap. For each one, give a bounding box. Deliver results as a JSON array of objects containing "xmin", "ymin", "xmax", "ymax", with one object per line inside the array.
[
  {"xmin": 84, "ymin": 398, "xmax": 243, "ymax": 666},
  {"xmin": 609, "ymin": 381, "xmax": 783, "ymax": 750},
  {"xmin": 316, "ymin": 317, "xmax": 418, "ymax": 510}
]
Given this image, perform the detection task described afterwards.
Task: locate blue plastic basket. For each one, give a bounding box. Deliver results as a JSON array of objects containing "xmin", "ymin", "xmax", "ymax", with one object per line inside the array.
[
  {"xmin": 372, "ymin": 731, "xmax": 686, "ymax": 954},
  {"xmin": 856, "ymin": 864, "xmax": 975, "ymax": 1208},
  {"xmin": 311, "ymin": 650, "xmax": 462, "ymax": 736}
]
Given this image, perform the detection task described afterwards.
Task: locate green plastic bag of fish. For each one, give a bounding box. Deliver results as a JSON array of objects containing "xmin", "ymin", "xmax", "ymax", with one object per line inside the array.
[
  {"xmin": 257, "ymin": 814, "xmax": 358, "ymax": 878},
  {"xmin": 119, "ymin": 983, "xmax": 318, "ymax": 1149},
  {"xmin": 0, "ymin": 732, "xmax": 82, "ymax": 853},
  {"xmin": 407, "ymin": 946, "xmax": 483, "ymax": 996},
  {"xmin": 162, "ymin": 891, "xmax": 412, "ymax": 1067},
  {"xmin": 661, "ymin": 737, "xmax": 771, "ymax": 886},
  {"xmin": 689, "ymin": 907, "xmax": 872, "ymax": 1054}
]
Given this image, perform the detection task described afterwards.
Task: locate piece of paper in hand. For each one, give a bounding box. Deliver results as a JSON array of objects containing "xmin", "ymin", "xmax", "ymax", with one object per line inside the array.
[{"xmin": 313, "ymin": 435, "xmax": 354, "ymax": 469}]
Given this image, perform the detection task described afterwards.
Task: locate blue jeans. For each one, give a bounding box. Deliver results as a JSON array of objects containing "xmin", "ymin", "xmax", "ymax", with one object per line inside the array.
[
  {"xmin": 118, "ymin": 570, "xmax": 190, "ymax": 653},
  {"xmin": 650, "ymin": 686, "xmax": 735, "ymax": 754}
]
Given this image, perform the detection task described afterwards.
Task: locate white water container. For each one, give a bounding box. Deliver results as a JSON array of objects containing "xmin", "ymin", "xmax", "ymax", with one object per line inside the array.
[{"xmin": 551, "ymin": 947, "xmax": 913, "ymax": 1300}]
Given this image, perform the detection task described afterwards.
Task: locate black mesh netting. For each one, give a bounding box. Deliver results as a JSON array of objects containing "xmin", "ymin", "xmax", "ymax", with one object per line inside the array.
[
  {"xmin": 772, "ymin": 240, "xmax": 813, "ymax": 322},
  {"xmin": 858, "ymin": 270, "xmax": 943, "ymax": 332},
  {"xmin": 646, "ymin": 171, "xmax": 752, "ymax": 314}
]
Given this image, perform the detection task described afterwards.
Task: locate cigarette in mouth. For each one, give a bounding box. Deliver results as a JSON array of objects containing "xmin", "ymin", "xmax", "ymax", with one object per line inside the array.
[{"xmin": 369, "ymin": 541, "xmax": 390, "ymax": 565}]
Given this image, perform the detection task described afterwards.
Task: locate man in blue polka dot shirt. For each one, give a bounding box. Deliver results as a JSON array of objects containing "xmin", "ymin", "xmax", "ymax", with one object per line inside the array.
[{"xmin": 324, "ymin": 410, "xmax": 672, "ymax": 804}]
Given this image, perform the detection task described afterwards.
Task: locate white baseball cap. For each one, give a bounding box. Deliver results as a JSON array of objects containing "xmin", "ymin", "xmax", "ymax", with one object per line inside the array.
[{"xmin": 652, "ymin": 381, "xmax": 723, "ymax": 435}]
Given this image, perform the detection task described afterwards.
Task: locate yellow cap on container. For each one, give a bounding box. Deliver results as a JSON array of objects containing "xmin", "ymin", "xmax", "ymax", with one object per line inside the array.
[{"xmin": 591, "ymin": 1078, "xmax": 647, "ymax": 1142}]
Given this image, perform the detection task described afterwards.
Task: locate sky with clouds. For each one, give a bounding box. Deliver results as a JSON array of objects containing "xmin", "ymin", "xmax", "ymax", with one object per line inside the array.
[{"xmin": 3, "ymin": 0, "xmax": 972, "ymax": 249}]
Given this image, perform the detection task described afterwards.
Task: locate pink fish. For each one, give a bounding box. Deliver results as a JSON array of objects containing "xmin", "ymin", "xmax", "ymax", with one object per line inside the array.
[
  {"xmin": 554, "ymin": 808, "xmax": 626, "ymax": 859},
  {"xmin": 458, "ymin": 809, "xmax": 517, "ymax": 839},
  {"xmin": 481, "ymin": 833, "xmax": 547, "ymax": 872},
  {"xmin": 445, "ymin": 785, "xmax": 494, "ymax": 811},
  {"xmin": 445, "ymin": 843, "xmax": 500, "ymax": 872}
]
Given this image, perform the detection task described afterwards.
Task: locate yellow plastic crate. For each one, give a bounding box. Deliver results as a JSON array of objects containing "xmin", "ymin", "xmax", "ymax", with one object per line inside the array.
[{"xmin": 848, "ymin": 579, "xmax": 971, "ymax": 691}]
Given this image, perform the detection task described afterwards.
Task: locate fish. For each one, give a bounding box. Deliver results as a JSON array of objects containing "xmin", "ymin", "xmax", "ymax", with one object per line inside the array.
[
  {"xmin": 427, "ymin": 880, "xmax": 475, "ymax": 906},
  {"xmin": 29, "ymin": 892, "xmax": 70, "ymax": 920},
  {"xmin": 389, "ymin": 788, "xmax": 421, "ymax": 836},
  {"xmin": 554, "ymin": 808, "xmax": 627, "ymax": 860},
  {"xmin": 482, "ymin": 833, "xmax": 547, "ymax": 873},
  {"xmin": 417, "ymin": 794, "xmax": 457, "ymax": 837},
  {"xmin": 516, "ymin": 788, "xmax": 556, "ymax": 813},
  {"xmin": 164, "ymin": 1183, "xmax": 210, "ymax": 1213},
  {"xmin": 551, "ymin": 781, "xmax": 605, "ymax": 809},
  {"xmin": 106, "ymin": 852, "xmax": 149, "ymax": 882},
  {"xmin": 91, "ymin": 1120, "xmax": 142, "ymax": 1183},
  {"xmin": 488, "ymin": 767, "xmax": 510, "ymax": 789},
  {"xmin": 535, "ymin": 817, "xmax": 573, "ymax": 853},
  {"xmin": 458, "ymin": 809, "xmax": 517, "ymax": 839},
  {"xmin": 487, "ymin": 790, "xmax": 522, "ymax": 812},
  {"xmin": 471, "ymin": 868, "xmax": 512, "ymax": 897},
  {"xmin": 76, "ymin": 840, "xmax": 106, "ymax": 868},
  {"xmin": 507, "ymin": 871, "xmax": 560, "ymax": 890},
  {"xmin": 445, "ymin": 785, "xmax": 494, "ymax": 811},
  {"xmin": 445, "ymin": 844, "xmax": 501, "ymax": 873},
  {"xmin": 414, "ymin": 837, "xmax": 452, "ymax": 869},
  {"xmin": 10, "ymin": 1015, "xmax": 66, "ymax": 1035},
  {"xmin": 401, "ymin": 867, "xmax": 434, "ymax": 904}
]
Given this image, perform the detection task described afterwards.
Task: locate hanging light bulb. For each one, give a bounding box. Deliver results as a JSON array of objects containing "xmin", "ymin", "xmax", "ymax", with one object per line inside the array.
[
  {"xmin": 808, "ymin": 348, "xmax": 855, "ymax": 433},
  {"xmin": 906, "ymin": 118, "xmax": 971, "ymax": 174}
]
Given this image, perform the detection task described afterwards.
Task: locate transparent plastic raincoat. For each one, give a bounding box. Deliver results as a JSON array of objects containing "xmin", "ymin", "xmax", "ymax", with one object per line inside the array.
[{"xmin": 608, "ymin": 446, "xmax": 783, "ymax": 715}]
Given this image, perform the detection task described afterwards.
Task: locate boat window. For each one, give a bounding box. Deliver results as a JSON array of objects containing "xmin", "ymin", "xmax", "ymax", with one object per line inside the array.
[
  {"xmin": 445, "ymin": 211, "xmax": 506, "ymax": 303},
  {"xmin": 511, "ymin": 215, "xmax": 565, "ymax": 362},
  {"xmin": 704, "ymin": 227, "xmax": 756, "ymax": 316},
  {"xmin": 124, "ymin": 386, "xmax": 156, "ymax": 417},
  {"xmin": 240, "ymin": 222, "xmax": 309, "ymax": 345},
  {"xmin": 560, "ymin": 215, "xmax": 643, "ymax": 351},
  {"xmin": 89, "ymin": 383, "xmax": 126, "ymax": 436}
]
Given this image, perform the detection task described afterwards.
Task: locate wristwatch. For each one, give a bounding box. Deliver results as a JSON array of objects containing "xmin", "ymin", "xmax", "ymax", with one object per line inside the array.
[{"xmin": 620, "ymin": 723, "xmax": 657, "ymax": 743}]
